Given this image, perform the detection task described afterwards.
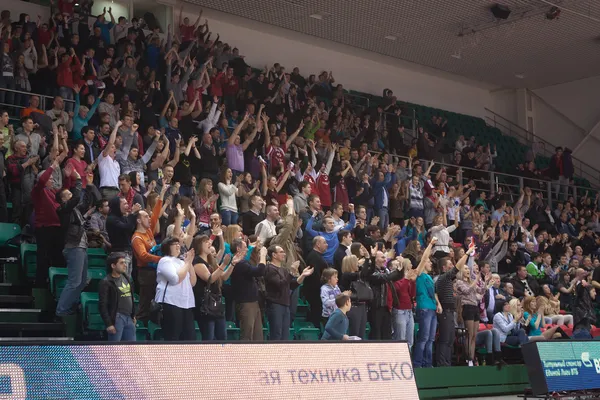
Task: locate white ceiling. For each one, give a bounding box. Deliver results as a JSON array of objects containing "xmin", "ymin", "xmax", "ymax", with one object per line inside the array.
[{"xmin": 183, "ymin": 0, "xmax": 600, "ymax": 89}]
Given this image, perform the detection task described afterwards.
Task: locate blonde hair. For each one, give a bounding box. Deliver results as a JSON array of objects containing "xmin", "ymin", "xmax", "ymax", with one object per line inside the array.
[
  {"xmin": 341, "ymin": 255, "xmax": 358, "ymax": 274},
  {"xmin": 508, "ymin": 298, "xmax": 521, "ymax": 318},
  {"xmin": 223, "ymin": 224, "xmax": 242, "ymax": 245}
]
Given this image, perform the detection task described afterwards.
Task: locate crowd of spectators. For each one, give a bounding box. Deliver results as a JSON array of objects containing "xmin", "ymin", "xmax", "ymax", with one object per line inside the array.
[{"xmin": 0, "ymin": 3, "xmax": 599, "ymax": 367}]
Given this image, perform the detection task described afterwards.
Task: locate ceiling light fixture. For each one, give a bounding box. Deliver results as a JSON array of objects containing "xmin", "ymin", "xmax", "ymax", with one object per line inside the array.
[
  {"xmin": 515, "ymin": 74, "xmax": 525, "ymax": 79},
  {"xmin": 451, "ymin": 50, "xmax": 462, "ymax": 59},
  {"xmin": 309, "ymin": 14, "xmax": 323, "ymax": 20},
  {"xmin": 384, "ymin": 35, "xmax": 397, "ymax": 41}
]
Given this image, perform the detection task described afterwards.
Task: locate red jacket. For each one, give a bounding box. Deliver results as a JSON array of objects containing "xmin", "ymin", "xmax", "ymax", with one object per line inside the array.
[
  {"xmin": 32, "ymin": 166, "xmax": 60, "ymax": 228},
  {"xmin": 218, "ymin": 73, "xmax": 239, "ymax": 96},
  {"xmin": 389, "ymin": 278, "xmax": 416, "ymax": 310},
  {"xmin": 57, "ymin": 55, "xmax": 81, "ymax": 89}
]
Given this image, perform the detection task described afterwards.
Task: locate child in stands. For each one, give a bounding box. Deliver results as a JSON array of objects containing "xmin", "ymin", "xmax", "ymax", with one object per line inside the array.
[{"xmin": 321, "ymin": 294, "xmax": 351, "ymax": 340}]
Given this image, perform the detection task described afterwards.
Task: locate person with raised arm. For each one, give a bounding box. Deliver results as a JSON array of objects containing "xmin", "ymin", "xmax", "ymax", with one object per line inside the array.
[
  {"xmin": 97, "ymin": 120, "xmax": 122, "ymax": 200},
  {"xmin": 413, "ymin": 237, "xmax": 439, "ymax": 368}
]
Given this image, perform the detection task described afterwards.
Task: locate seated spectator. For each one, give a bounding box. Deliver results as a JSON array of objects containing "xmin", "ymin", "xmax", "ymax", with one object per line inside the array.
[
  {"xmin": 511, "ymin": 265, "xmax": 540, "ymax": 298},
  {"xmin": 493, "ymin": 299, "xmax": 528, "ymax": 347}
]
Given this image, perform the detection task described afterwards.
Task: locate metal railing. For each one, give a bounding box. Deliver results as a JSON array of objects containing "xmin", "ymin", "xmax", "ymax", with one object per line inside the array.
[
  {"xmin": 377, "ymin": 152, "xmax": 597, "ymax": 210},
  {"xmin": 0, "ymin": 86, "xmax": 76, "ymax": 114},
  {"xmin": 484, "ymin": 107, "xmax": 600, "ymax": 189}
]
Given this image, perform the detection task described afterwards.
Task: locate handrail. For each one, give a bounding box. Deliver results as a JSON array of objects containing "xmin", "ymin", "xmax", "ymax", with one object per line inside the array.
[
  {"xmin": 374, "ymin": 152, "xmax": 597, "ymax": 209},
  {"xmin": 486, "ymin": 116, "xmax": 600, "ymax": 189},
  {"xmin": 484, "ymin": 107, "xmax": 600, "ymax": 189}
]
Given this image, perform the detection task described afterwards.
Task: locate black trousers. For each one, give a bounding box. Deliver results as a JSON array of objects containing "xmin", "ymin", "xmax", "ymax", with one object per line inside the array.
[
  {"xmin": 0, "ymin": 179, "xmax": 7, "ymax": 223},
  {"xmin": 436, "ymin": 309, "xmax": 456, "ymax": 367},
  {"xmin": 347, "ymin": 303, "xmax": 368, "ymax": 339},
  {"xmin": 162, "ymin": 303, "xmax": 196, "ymax": 341},
  {"xmin": 35, "ymin": 226, "xmax": 66, "ymax": 288},
  {"xmin": 305, "ymin": 292, "xmax": 322, "ymax": 329},
  {"xmin": 369, "ymin": 307, "xmax": 392, "ymax": 340}
]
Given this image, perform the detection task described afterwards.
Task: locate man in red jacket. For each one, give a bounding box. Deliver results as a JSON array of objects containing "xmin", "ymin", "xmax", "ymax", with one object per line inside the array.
[{"xmin": 32, "ymin": 153, "xmax": 67, "ymax": 287}]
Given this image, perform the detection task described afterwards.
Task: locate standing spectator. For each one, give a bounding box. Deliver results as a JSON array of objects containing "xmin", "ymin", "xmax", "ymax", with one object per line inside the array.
[
  {"xmin": 413, "ymin": 238, "xmax": 438, "ymax": 368},
  {"xmin": 255, "ymin": 204, "xmax": 279, "ymax": 244},
  {"xmin": 99, "ymin": 252, "xmax": 137, "ymax": 341},
  {"xmin": 155, "ymin": 238, "xmax": 197, "ymax": 341},
  {"xmin": 32, "ymin": 154, "xmax": 66, "ymax": 287},
  {"xmin": 305, "ymin": 205, "xmax": 356, "ymax": 264},
  {"xmin": 217, "ymin": 168, "xmax": 241, "ymax": 226},
  {"xmin": 6, "ymin": 140, "xmax": 39, "ymax": 225},
  {"xmin": 454, "ymin": 254, "xmax": 486, "ymax": 367},
  {"xmin": 435, "ymin": 248, "xmax": 472, "ymax": 366},
  {"xmin": 192, "ymin": 234, "xmax": 235, "ymax": 341},
  {"xmin": 366, "ymin": 250, "xmax": 402, "ymax": 340},
  {"xmin": 264, "ymin": 246, "xmax": 313, "ymax": 340},
  {"xmin": 106, "ymin": 195, "xmax": 140, "ymax": 277},
  {"xmin": 55, "ymin": 168, "xmax": 88, "ymax": 317},
  {"xmin": 230, "ymin": 239, "xmax": 267, "ymax": 341},
  {"xmin": 131, "ymin": 185, "xmax": 167, "ymax": 322},
  {"xmin": 392, "ymin": 259, "xmax": 417, "ymax": 349},
  {"xmin": 97, "ymin": 121, "xmax": 121, "ymax": 199},
  {"xmin": 303, "ymin": 236, "xmax": 329, "ymax": 328}
]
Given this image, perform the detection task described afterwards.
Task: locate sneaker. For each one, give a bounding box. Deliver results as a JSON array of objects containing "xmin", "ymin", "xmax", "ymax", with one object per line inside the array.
[{"xmin": 467, "ymin": 360, "xmax": 474, "ymax": 367}]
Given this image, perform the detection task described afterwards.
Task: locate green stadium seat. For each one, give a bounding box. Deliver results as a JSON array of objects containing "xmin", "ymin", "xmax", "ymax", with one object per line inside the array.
[
  {"xmin": 226, "ymin": 321, "xmax": 240, "ymax": 340},
  {"xmin": 136, "ymin": 320, "xmax": 148, "ymax": 341},
  {"xmin": 49, "ymin": 267, "xmax": 68, "ymax": 299},
  {"xmin": 20, "ymin": 243, "xmax": 37, "ymax": 279},
  {"xmin": 0, "ymin": 223, "xmax": 20, "ymax": 247},
  {"xmin": 80, "ymin": 292, "xmax": 104, "ymax": 331},
  {"xmin": 296, "ymin": 328, "xmax": 320, "ymax": 340},
  {"xmin": 148, "ymin": 320, "xmax": 163, "ymax": 340}
]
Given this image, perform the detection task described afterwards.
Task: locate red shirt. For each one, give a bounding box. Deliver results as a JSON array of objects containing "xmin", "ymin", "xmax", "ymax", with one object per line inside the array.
[
  {"xmin": 316, "ymin": 173, "xmax": 332, "ymax": 207},
  {"xmin": 179, "ymin": 24, "xmax": 196, "ymax": 42},
  {"xmin": 64, "ymin": 157, "xmax": 88, "ymax": 189},
  {"xmin": 266, "ymin": 145, "xmax": 285, "ymax": 174},
  {"xmin": 32, "ymin": 167, "xmax": 60, "ymax": 228},
  {"xmin": 390, "ymin": 278, "xmax": 416, "ymax": 310},
  {"xmin": 334, "ymin": 177, "xmax": 350, "ymax": 211},
  {"xmin": 37, "ymin": 30, "xmax": 53, "ymax": 48},
  {"xmin": 303, "ymin": 173, "xmax": 316, "ymax": 190}
]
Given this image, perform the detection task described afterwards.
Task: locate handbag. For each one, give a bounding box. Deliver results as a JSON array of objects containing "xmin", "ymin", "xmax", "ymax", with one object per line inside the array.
[
  {"xmin": 350, "ymin": 279, "xmax": 374, "ymax": 303},
  {"xmin": 199, "ymin": 279, "xmax": 223, "ymax": 318},
  {"xmin": 149, "ymin": 282, "xmax": 168, "ymax": 326}
]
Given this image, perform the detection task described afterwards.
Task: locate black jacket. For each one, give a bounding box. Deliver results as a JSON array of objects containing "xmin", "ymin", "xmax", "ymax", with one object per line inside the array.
[
  {"xmin": 106, "ymin": 196, "xmax": 138, "ymax": 252},
  {"xmin": 56, "ymin": 179, "xmax": 86, "ymax": 247},
  {"xmin": 98, "ymin": 274, "xmax": 136, "ymax": 327},
  {"xmin": 367, "ymin": 261, "xmax": 402, "ymax": 309},
  {"xmin": 303, "ymin": 250, "xmax": 329, "ymax": 295},
  {"xmin": 333, "ymin": 244, "xmax": 348, "ymax": 276},
  {"xmin": 230, "ymin": 261, "xmax": 266, "ymax": 304},
  {"xmin": 511, "ymin": 274, "xmax": 541, "ymax": 299}
]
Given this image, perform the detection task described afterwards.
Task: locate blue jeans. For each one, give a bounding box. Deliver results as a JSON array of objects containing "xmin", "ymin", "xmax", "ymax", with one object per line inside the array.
[
  {"xmin": 56, "ymin": 247, "xmax": 88, "ymax": 316},
  {"xmin": 200, "ymin": 316, "xmax": 227, "ymax": 341},
  {"xmin": 476, "ymin": 328, "xmax": 501, "ymax": 352},
  {"xmin": 505, "ymin": 328, "xmax": 529, "ymax": 346},
  {"xmin": 413, "ymin": 308, "xmax": 437, "ymax": 368},
  {"xmin": 377, "ymin": 207, "xmax": 389, "ymax": 230},
  {"xmin": 392, "ymin": 309, "xmax": 414, "ymax": 349},
  {"xmin": 108, "ymin": 313, "xmax": 136, "ymax": 342},
  {"xmin": 220, "ymin": 209, "xmax": 239, "ymax": 226},
  {"xmin": 58, "ymin": 86, "xmax": 74, "ymax": 113},
  {"xmin": 267, "ymin": 301, "xmax": 290, "ymax": 341}
]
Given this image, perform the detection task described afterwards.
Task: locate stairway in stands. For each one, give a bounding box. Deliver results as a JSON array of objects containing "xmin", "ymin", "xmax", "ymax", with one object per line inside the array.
[{"xmin": 0, "ymin": 221, "xmax": 70, "ymax": 342}]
